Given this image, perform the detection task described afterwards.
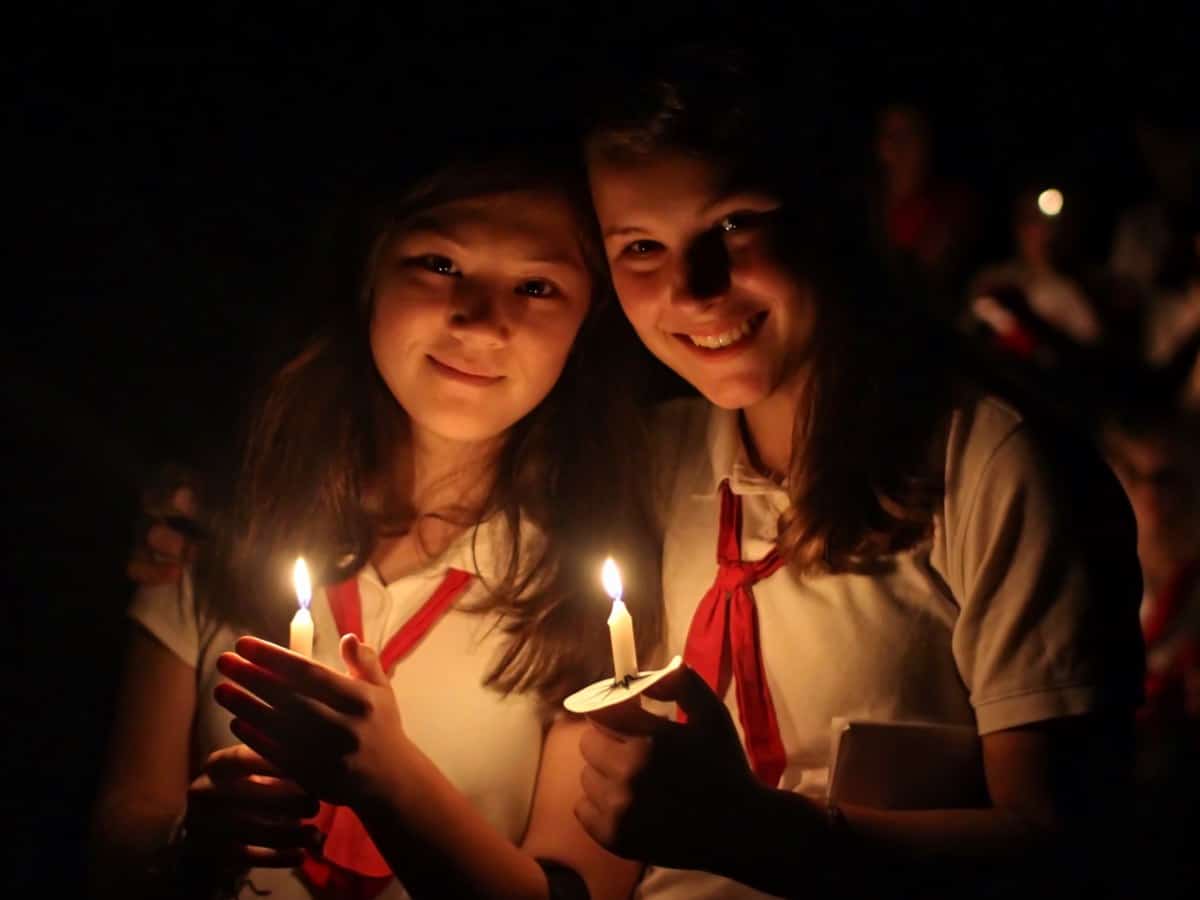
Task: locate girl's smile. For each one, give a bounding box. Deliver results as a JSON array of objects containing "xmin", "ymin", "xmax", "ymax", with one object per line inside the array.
[
  {"xmin": 672, "ymin": 309, "xmax": 769, "ymax": 352},
  {"xmin": 426, "ymin": 353, "xmax": 505, "ymax": 385}
]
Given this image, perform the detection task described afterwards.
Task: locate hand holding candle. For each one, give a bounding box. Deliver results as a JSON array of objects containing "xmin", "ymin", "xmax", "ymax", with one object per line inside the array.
[
  {"xmin": 290, "ymin": 557, "xmax": 314, "ymax": 657},
  {"xmin": 563, "ymin": 556, "xmax": 681, "ymax": 716}
]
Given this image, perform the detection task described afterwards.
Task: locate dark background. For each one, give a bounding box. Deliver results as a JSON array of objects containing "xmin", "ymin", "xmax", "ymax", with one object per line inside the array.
[{"xmin": 5, "ymin": 1, "xmax": 1197, "ymax": 893}]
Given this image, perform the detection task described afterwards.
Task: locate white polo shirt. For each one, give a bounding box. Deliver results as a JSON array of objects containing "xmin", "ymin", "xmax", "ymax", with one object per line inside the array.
[
  {"xmin": 637, "ymin": 394, "xmax": 1144, "ymax": 900},
  {"xmin": 129, "ymin": 517, "xmax": 551, "ymax": 900}
]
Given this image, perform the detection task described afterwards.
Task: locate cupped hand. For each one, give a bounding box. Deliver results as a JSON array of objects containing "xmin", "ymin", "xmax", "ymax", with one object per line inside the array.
[
  {"xmin": 214, "ymin": 634, "xmax": 411, "ymax": 809},
  {"xmin": 575, "ymin": 664, "xmax": 763, "ymax": 872},
  {"xmin": 183, "ymin": 743, "xmax": 321, "ymax": 870}
]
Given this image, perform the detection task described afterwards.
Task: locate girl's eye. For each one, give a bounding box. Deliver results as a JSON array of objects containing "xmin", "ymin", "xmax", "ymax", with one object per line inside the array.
[
  {"xmin": 407, "ymin": 254, "xmax": 460, "ymax": 276},
  {"xmin": 620, "ymin": 239, "xmax": 665, "ymax": 259},
  {"xmin": 716, "ymin": 212, "xmax": 764, "ymax": 234},
  {"xmin": 517, "ymin": 279, "xmax": 559, "ymax": 299}
]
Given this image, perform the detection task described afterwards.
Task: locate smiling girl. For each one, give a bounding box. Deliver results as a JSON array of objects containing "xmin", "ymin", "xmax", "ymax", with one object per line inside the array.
[
  {"xmin": 573, "ymin": 48, "xmax": 1145, "ymax": 899},
  {"xmin": 89, "ymin": 137, "xmax": 659, "ymax": 900}
]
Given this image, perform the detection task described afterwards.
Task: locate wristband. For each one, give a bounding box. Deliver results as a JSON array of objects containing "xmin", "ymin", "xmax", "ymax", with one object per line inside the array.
[{"xmin": 536, "ymin": 858, "xmax": 590, "ymax": 900}]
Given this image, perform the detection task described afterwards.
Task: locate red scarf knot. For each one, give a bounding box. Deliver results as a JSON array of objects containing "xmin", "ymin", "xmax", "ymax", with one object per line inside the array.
[{"xmin": 682, "ymin": 480, "xmax": 788, "ymax": 788}]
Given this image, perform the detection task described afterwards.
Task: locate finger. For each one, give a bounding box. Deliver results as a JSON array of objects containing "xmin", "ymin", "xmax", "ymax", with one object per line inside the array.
[
  {"xmin": 229, "ymin": 718, "xmax": 297, "ymax": 776},
  {"xmin": 214, "ymin": 682, "xmax": 287, "ymax": 737},
  {"xmin": 340, "ymin": 634, "xmax": 389, "ymax": 687},
  {"xmin": 587, "ymin": 697, "xmax": 670, "ymax": 736},
  {"xmin": 216, "ymin": 682, "xmax": 353, "ymax": 758},
  {"xmin": 191, "ymin": 772, "xmax": 319, "ymax": 820},
  {"xmin": 146, "ymin": 521, "xmax": 188, "ymax": 561},
  {"xmin": 216, "ymin": 653, "xmax": 295, "ymax": 710},
  {"xmin": 644, "ymin": 664, "xmax": 724, "ymax": 725},
  {"xmin": 217, "ymin": 652, "xmax": 347, "ymax": 719},
  {"xmin": 579, "ymin": 723, "xmax": 651, "ymax": 780},
  {"xmin": 579, "ymin": 761, "xmax": 629, "ymax": 814},
  {"xmin": 204, "ymin": 744, "xmax": 284, "ymax": 781},
  {"xmin": 126, "ymin": 558, "xmax": 182, "ymax": 586},
  {"xmin": 573, "ymin": 795, "xmax": 613, "ymax": 848},
  {"xmin": 233, "ymin": 638, "xmax": 370, "ymax": 716}
]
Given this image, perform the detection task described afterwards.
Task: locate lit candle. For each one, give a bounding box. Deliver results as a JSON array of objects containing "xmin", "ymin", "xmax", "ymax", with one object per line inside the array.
[
  {"xmin": 290, "ymin": 557, "xmax": 314, "ymax": 657},
  {"xmin": 602, "ymin": 557, "xmax": 638, "ymax": 683}
]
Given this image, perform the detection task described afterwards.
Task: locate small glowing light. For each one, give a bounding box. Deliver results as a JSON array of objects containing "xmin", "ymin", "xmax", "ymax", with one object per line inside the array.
[
  {"xmin": 293, "ymin": 557, "xmax": 312, "ymax": 610},
  {"xmin": 601, "ymin": 557, "xmax": 623, "ymax": 602},
  {"xmin": 1037, "ymin": 189, "xmax": 1064, "ymax": 217}
]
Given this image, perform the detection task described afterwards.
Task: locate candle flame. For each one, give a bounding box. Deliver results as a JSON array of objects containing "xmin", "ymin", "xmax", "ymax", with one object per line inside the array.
[
  {"xmin": 601, "ymin": 557, "xmax": 622, "ymax": 602},
  {"xmin": 293, "ymin": 557, "xmax": 312, "ymax": 610}
]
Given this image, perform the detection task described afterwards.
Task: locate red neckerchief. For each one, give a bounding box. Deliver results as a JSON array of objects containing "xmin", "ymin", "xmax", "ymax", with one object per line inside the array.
[
  {"xmin": 298, "ymin": 568, "xmax": 474, "ymax": 899},
  {"xmin": 681, "ymin": 480, "xmax": 788, "ymax": 787}
]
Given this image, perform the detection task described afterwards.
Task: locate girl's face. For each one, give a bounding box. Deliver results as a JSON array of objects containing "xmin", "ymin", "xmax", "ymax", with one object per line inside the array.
[
  {"xmin": 370, "ymin": 188, "xmax": 592, "ymax": 443},
  {"xmin": 588, "ymin": 150, "xmax": 815, "ymax": 410}
]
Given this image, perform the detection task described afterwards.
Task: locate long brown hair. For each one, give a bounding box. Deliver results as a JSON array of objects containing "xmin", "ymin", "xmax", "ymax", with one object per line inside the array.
[
  {"xmin": 199, "ymin": 142, "xmax": 662, "ymax": 705},
  {"xmin": 582, "ymin": 44, "xmax": 955, "ymax": 574}
]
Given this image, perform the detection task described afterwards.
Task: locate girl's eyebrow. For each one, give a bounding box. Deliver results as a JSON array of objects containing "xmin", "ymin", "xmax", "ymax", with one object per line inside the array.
[
  {"xmin": 400, "ymin": 219, "xmax": 465, "ymax": 246},
  {"xmin": 401, "ymin": 222, "xmax": 583, "ymax": 271},
  {"xmin": 700, "ymin": 190, "xmax": 780, "ymax": 217},
  {"xmin": 603, "ymin": 224, "xmax": 650, "ymax": 239}
]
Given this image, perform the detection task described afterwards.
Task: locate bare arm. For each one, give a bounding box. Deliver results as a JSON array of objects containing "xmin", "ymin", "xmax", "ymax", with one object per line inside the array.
[
  {"xmin": 522, "ymin": 718, "xmax": 643, "ymax": 900},
  {"xmin": 358, "ymin": 717, "xmax": 640, "ymax": 900},
  {"xmin": 87, "ymin": 626, "xmax": 195, "ymax": 898},
  {"xmin": 89, "ymin": 627, "xmax": 318, "ymax": 899}
]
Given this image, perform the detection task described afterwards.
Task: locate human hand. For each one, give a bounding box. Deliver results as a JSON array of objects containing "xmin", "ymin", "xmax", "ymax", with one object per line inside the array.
[
  {"xmin": 575, "ymin": 664, "xmax": 764, "ymax": 872},
  {"xmin": 182, "ymin": 743, "xmax": 321, "ymax": 870},
  {"xmin": 214, "ymin": 634, "xmax": 412, "ymax": 810}
]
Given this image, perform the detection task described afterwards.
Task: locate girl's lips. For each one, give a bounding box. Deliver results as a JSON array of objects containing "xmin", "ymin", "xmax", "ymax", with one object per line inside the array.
[{"xmin": 427, "ymin": 355, "xmax": 504, "ymax": 385}]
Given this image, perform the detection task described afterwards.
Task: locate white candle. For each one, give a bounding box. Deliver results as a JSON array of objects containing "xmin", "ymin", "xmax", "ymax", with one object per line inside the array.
[
  {"xmin": 290, "ymin": 557, "xmax": 314, "ymax": 657},
  {"xmin": 602, "ymin": 557, "xmax": 638, "ymax": 683}
]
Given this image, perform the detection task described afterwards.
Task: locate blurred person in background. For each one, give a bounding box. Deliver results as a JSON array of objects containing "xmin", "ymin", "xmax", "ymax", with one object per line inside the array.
[
  {"xmin": 871, "ymin": 101, "xmax": 981, "ymax": 323},
  {"xmin": 1101, "ymin": 405, "xmax": 1200, "ymax": 900},
  {"xmin": 967, "ymin": 184, "xmax": 1102, "ymax": 350}
]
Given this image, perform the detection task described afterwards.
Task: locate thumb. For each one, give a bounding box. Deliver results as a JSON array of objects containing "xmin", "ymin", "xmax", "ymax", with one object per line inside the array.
[
  {"xmin": 645, "ymin": 664, "xmax": 724, "ymax": 724},
  {"xmin": 340, "ymin": 634, "xmax": 389, "ymax": 686}
]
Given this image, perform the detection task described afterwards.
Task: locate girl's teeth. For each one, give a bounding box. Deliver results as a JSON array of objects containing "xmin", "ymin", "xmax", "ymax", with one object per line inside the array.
[{"xmin": 688, "ymin": 318, "xmax": 753, "ymax": 349}]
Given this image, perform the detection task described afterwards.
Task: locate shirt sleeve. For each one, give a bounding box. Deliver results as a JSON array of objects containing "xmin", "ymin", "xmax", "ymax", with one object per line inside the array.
[
  {"xmin": 948, "ymin": 416, "xmax": 1145, "ymax": 734},
  {"xmin": 126, "ymin": 570, "xmax": 200, "ymax": 667}
]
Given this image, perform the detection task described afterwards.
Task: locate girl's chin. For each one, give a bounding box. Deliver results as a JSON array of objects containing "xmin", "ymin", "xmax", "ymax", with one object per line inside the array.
[{"xmin": 693, "ymin": 376, "xmax": 776, "ymax": 411}]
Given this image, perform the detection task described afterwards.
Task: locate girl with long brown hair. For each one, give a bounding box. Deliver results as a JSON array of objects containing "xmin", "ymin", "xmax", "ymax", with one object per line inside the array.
[
  {"xmin": 90, "ymin": 133, "xmax": 659, "ymax": 900},
  {"xmin": 573, "ymin": 46, "xmax": 1145, "ymax": 899}
]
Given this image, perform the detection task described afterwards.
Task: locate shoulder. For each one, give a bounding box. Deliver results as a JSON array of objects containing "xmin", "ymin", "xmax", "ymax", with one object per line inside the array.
[
  {"xmin": 944, "ymin": 392, "xmax": 1026, "ymax": 488},
  {"xmin": 944, "ymin": 390, "xmax": 1136, "ymax": 563}
]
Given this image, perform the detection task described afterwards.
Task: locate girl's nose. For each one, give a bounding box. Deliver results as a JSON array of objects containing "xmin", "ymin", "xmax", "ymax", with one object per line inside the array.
[
  {"xmin": 448, "ymin": 285, "xmax": 509, "ymax": 345},
  {"xmin": 672, "ymin": 230, "xmax": 732, "ymax": 308}
]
